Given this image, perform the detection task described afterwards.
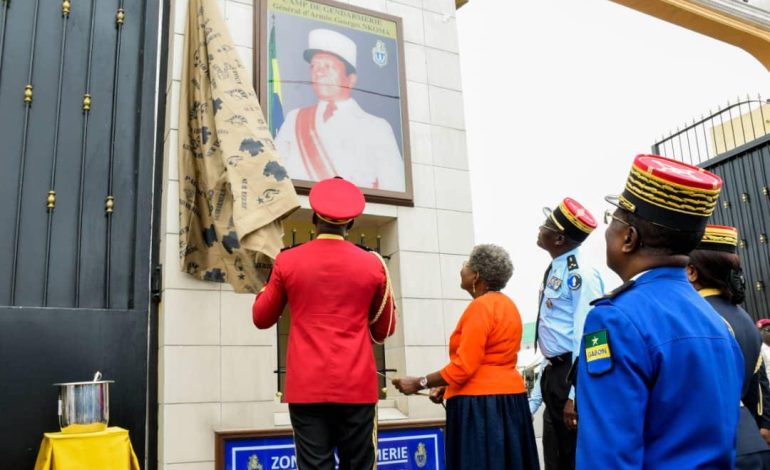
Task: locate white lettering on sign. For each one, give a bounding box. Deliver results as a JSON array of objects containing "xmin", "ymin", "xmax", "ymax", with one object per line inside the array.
[
  {"xmin": 377, "ymin": 446, "xmax": 409, "ymax": 462},
  {"xmin": 271, "ymin": 454, "xmax": 297, "ymax": 469}
]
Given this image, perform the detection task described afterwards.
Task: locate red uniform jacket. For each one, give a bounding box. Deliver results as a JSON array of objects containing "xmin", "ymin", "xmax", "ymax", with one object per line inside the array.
[{"xmin": 252, "ymin": 235, "xmax": 397, "ymax": 403}]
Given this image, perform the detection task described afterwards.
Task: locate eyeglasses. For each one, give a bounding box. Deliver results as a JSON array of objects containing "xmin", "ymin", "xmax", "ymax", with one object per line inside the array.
[
  {"xmin": 604, "ymin": 209, "xmax": 630, "ymax": 226},
  {"xmin": 539, "ymin": 223, "xmax": 560, "ymax": 234}
]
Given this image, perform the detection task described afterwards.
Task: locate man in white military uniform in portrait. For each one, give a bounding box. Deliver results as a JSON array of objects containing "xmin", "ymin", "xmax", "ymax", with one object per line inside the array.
[{"xmin": 275, "ymin": 29, "xmax": 406, "ymax": 192}]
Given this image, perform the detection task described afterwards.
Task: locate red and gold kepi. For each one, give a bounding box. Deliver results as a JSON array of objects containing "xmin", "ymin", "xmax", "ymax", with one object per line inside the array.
[
  {"xmin": 607, "ymin": 154, "xmax": 722, "ymax": 231},
  {"xmin": 697, "ymin": 224, "xmax": 738, "ymax": 253},
  {"xmin": 543, "ymin": 197, "xmax": 597, "ymax": 243},
  {"xmin": 309, "ymin": 177, "xmax": 365, "ymax": 225}
]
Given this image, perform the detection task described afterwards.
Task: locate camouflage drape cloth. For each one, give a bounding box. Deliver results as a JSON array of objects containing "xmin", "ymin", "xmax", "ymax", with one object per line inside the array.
[{"xmin": 179, "ymin": 0, "xmax": 299, "ymax": 293}]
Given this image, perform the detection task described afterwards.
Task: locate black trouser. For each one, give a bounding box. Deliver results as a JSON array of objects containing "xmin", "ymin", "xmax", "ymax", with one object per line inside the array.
[
  {"xmin": 540, "ymin": 354, "xmax": 576, "ymax": 470},
  {"xmin": 289, "ymin": 403, "xmax": 376, "ymax": 470}
]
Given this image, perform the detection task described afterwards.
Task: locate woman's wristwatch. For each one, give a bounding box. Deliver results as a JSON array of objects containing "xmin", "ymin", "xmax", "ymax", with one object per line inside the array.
[{"xmin": 419, "ymin": 376, "xmax": 428, "ymax": 389}]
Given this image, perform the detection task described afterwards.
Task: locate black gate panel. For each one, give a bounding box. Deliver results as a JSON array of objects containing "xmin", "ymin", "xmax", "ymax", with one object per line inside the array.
[
  {"xmin": 706, "ymin": 136, "xmax": 770, "ymax": 320},
  {"xmin": 0, "ymin": 308, "xmax": 148, "ymax": 465},
  {"xmin": 0, "ymin": 0, "xmax": 164, "ymax": 468},
  {"xmin": 653, "ymin": 98, "xmax": 770, "ymax": 321}
]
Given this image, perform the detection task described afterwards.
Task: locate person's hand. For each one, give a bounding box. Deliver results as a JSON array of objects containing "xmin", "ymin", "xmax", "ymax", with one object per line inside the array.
[
  {"xmin": 563, "ymin": 399, "xmax": 578, "ymax": 431},
  {"xmin": 428, "ymin": 386, "xmax": 445, "ymax": 404},
  {"xmin": 761, "ymin": 427, "xmax": 770, "ymax": 446},
  {"xmin": 391, "ymin": 376, "xmax": 423, "ymax": 395}
]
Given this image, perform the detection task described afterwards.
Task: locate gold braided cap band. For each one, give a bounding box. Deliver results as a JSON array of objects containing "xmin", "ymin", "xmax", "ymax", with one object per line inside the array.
[
  {"xmin": 611, "ymin": 154, "xmax": 722, "ymax": 232},
  {"xmin": 696, "ymin": 224, "xmax": 738, "ymax": 253}
]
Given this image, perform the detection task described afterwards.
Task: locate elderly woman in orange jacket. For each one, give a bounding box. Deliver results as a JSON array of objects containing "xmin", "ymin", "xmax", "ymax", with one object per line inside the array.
[{"xmin": 393, "ymin": 244, "xmax": 539, "ymax": 470}]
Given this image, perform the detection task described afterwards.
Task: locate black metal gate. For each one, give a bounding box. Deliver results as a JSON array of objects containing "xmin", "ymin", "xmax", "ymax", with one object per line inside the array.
[
  {"xmin": 653, "ymin": 97, "xmax": 770, "ymax": 320},
  {"xmin": 0, "ymin": 0, "xmax": 164, "ymax": 468}
]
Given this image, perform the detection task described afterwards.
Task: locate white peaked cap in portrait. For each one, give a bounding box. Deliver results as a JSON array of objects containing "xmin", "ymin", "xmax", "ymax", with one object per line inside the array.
[{"xmin": 303, "ymin": 28, "xmax": 357, "ymax": 70}]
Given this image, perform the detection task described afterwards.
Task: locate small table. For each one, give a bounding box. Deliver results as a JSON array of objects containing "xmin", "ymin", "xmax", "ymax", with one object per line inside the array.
[{"xmin": 34, "ymin": 426, "xmax": 140, "ymax": 470}]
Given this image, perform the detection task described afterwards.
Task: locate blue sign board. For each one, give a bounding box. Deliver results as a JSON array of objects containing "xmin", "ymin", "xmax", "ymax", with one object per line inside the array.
[{"xmin": 223, "ymin": 426, "xmax": 445, "ymax": 470}]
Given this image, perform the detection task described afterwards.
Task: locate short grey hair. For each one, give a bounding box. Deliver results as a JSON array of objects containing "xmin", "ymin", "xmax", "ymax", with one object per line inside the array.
[{"xmin": 467, "ymin": 244, "xmax": 514, "ymax": 291}]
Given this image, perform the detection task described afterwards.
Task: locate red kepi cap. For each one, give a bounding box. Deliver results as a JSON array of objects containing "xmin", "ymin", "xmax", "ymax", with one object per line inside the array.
[{"xmin": 309, "ymin": 177, "xmax": 365, "ymax": 225}]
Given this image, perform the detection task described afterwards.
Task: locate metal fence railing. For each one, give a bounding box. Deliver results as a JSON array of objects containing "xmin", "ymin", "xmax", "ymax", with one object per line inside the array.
[{"xmin": 652, "ymin": 96, "xmax": 770, "ymax": 167}]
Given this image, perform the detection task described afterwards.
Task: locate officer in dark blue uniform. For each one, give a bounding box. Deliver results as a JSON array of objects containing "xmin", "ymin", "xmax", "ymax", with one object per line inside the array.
[
  {"xmin": 687, "ymin": 224, "xmax": 770, "ymax": 468},
  {"xmin": 576, "ymin": 154, "xmax": 744, "ymax": 469}
]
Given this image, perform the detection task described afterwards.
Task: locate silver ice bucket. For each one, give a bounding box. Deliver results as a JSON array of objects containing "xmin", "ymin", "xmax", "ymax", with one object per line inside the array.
[{"xmin": 54, "ymin": 371, "xmax": 114, "ymax": 433}]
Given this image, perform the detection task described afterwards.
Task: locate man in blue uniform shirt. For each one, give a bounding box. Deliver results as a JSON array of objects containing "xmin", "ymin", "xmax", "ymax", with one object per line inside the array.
[
  {"xmin": 536, "ymin": 197, "xmax": 605, "ymax": 469},
  {"xmin": 577, "ymin": 154, "xmax": 743, "ymax": 469}
]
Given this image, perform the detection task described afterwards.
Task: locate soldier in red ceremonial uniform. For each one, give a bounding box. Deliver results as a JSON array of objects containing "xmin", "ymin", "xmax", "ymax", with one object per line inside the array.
[{"xmin": 252, "ymin": 177, "xmax": 397, "ymax": 470}]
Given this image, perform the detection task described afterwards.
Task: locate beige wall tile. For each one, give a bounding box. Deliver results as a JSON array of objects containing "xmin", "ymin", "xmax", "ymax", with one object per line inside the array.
[
  {"xmin": 423, "ymin": 10, "xmax": 458, "ymax": 52},
  {"xmin": 172, "ymin": 0, "xmax": 190, "ymax": 36},
  {"xmin": 404, "ymin": 43, "xmax": 428, "ymax": 84},
  {"xmin": 403, "ymin": 345, "xmax": 448, "ymax": 375},
  {"xmin": 436, "ymin": 210, "xmax": 474, "ymax": 255},
  {"xmin": 396, "ymin": 207, "xmax": 438, "ymax": 252},
  {"xmin": 162, "ymin": 346, "xmax": 221, "ymax": 403},
  {"xmin": 354, "ymin": 0, "xmax": 388, "ymax": 13},
  {"xmin": 161, "ymin": 403, "xmax": 221, "ymax": 463},
  {"xmin": 165, "ymin": 180, "xmax": 180, "ymax": 236},
  {"xmin": 428, "ymin": 86, "xmax": 464, "ymax": 129},
  {"xmin": 439, "ymin": 253, "xmax": 468, "ymax": 300},
  {"xmin": 398, "ymin": 251, "xmax": 442, "ymax": 298},
  {"xmin": 422, "ymin": 0, "xmax": 455, "ymax": 15},
  {"xmin": 406, "ymin": 395, "xmax": 446, "ymax": 419},
  {"xmin": 430, "ymin": 126, "xmax": 467, "ymax": 170},
  {"xmin": 433, "ymin": 167, "xmax": 471, "ymax": 212},
  {"xmin": 165, "ymin": 129, "xmax": 179, "ymax": 182},
  {"xmin": 163, "ymin": 463, "xmax": 213, "ymax": 470},
  {"xmin": 406, "ymin": 81, "xmax": 429, "ymax": 124},
  {"xmin": 409, "ymin": 121, "xmax": 432, "ymax": 165},
  {"xmin": 221, "ymin": 291, "xmax": 276, "ymax": 346},
  {"xmin": 221, "ymin": 346, "xmax": 276, "ymax": 402},
  {"xmin": 387, "ymin": 2, "xmax": 424, "ymax": 45},
  {"xmin": 221, "ymin": 401, "xmax": 278, "ymax": 429},
  {"xmin": 162, "ymin": 289, "xmax": 221, "ymax": 345},
  {"xmin": 426, "ymin": 48, "xmax": 461, "ymax": 90},
  {"xmin": 411, "ymin": 163, "xmax": 436, "ymax": 208},
  {"xmin": 402, "ymin": 298, "xmax": 445, "ymax": 346},
  {"xmin": 225, "ymin": 1, "xmax": 253, "ymax": 48}
]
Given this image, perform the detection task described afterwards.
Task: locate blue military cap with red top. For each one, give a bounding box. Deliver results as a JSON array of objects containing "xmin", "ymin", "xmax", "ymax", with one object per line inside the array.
[
  {"xmin": 309, "ymin": 177, "xmax": 365, "ymax": 225},
  {"xmin": 607, "ymin": 154, "xmax": 722, "ymax": 232},
  {"xmin": 543, "ymin": 197, "xmax": 597, "ymax": 243}
]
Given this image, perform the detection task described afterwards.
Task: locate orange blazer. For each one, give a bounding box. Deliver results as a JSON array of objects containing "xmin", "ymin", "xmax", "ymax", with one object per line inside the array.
[{"xmin": 440, "ymin": 292, "xmax": 526, "ymax": 399}]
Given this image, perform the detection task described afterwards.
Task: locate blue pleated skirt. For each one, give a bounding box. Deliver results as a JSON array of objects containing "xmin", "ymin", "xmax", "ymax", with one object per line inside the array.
[{"xmin": 445, "ymin": 393, "xmax": 539, "ymax": 470}]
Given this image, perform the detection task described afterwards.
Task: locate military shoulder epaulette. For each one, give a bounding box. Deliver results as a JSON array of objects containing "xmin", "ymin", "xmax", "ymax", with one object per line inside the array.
[
  {"xmin": 281, "ymin": 242, "xmax": 304, "ymax": 252},
  {"xmin": 589, "ymin": 280, "xmax": 635, "ymax": 306},
  {"xmin": 567, "ymin": 255, "xmax": 579, "ymax": 271}
]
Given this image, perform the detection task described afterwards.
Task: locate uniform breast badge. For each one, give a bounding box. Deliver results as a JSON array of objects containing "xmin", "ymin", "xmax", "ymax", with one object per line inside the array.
[
  {"xmin": 547, "ymin": 276, "xmax": 562, "ymax": 290},
  {"xmin": 414, "ymin": 442, "xmax": 427, "ymax": 468}
]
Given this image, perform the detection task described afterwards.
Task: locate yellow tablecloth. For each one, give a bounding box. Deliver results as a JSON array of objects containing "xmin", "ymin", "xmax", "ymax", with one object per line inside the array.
[{"xmin": 34, "ymin": 426, "xmax": 140, "ymax": 470}]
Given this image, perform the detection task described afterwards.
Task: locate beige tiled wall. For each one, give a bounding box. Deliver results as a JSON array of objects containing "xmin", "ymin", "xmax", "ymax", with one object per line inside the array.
[{"xmin": 160, "ymin": 0, "xmax": 471, "ymax": 466}]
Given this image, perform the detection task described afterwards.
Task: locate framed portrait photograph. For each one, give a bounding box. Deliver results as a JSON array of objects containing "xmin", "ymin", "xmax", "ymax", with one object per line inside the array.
[{"xmin": 254, "ymin": 0, "xmax": 413, "ymax": 205}]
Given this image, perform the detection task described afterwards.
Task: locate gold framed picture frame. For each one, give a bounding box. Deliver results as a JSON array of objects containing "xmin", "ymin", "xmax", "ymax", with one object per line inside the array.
[{"xmin": 253, "ymin": 0, "xmax": 414, "ymax": 205}]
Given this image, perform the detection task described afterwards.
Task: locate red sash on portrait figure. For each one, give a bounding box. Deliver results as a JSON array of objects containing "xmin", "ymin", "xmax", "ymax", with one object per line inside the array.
[{"xmin": 296, "ymin": 105, "xmax": 337, "ymax": 181}]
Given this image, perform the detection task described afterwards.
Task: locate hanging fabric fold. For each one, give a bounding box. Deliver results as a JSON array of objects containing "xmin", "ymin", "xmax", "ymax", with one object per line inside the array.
[{"xmin": 178, "ymin": 0, "xmax": 299, "ymax": 293}]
